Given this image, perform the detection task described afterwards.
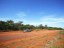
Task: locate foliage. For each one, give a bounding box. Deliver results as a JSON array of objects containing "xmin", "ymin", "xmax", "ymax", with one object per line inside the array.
[
  {"xmin": 0, "ymin": 20, "xmax": 63, "ymax": 32},
  {"xmin": 47, "ymin": 27, "xmax": 63, "ymax": 30}
]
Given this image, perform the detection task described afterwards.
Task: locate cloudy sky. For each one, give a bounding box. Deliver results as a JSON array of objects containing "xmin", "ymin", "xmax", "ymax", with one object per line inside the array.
[{"xmin": 0, "ymin": 0, "xmax": 64, "ymax": 28}]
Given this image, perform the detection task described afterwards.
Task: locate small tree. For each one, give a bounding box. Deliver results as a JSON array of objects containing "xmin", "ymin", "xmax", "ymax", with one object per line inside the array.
[{"xmin": 44, "ymin": 25, "xmax": 48, "ymax": 29}]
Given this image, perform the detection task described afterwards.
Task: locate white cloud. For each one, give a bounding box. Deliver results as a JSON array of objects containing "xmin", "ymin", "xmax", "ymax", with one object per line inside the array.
[
  {"xmin": 22, "ymin": 15, "xmax": 64, "ymax": 28},
  {"xmin": 28, "ymin": 22, "xmax": 40, "ymax": 26},
  {"xmin": 41, "ymin": 15, "xmax": 64, "ymax": 23},
  {"xmin": 40, "ymin": 15, "xmax": 64, "ymax": 27},
  {"xmin": 16, "ymin": 12, "xmax": 26, "ymax": 17},
  {"xmin": 0, "ymin": 12, "xmax": 27, "ymax": 23},
  {"xmin": 0, "ymin": 18, "xmax": 11, "ymax": 21}
]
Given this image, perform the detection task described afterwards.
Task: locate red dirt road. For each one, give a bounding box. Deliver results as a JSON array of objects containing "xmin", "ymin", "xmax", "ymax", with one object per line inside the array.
[{"xmin": 0, "ymin": 30, "xmax": 61, "ymax": 48}]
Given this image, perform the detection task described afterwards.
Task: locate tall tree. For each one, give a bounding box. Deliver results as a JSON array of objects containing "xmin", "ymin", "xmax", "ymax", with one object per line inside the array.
[{"xmin": 38, "ymin": 24, "xmax": 44, "ymax": 29}]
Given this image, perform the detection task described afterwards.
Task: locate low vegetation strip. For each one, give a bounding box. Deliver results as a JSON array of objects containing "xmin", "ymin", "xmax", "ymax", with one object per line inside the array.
[{"xmin": 0, "ymin": 20, "xmax": 63, "ymax": 32}]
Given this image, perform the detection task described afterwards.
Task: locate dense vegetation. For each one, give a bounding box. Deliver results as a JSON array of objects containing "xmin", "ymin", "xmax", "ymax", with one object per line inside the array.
[{"xmin": 0, "ymin": 20, "xmax": 63, "ymax": 32}]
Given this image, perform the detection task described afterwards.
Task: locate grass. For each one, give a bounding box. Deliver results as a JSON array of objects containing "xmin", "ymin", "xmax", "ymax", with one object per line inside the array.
[
  {"xmin": 16, "ymin": 46, "xmax": 22, "ymax": 48},
  {"xmin": 11, "ymin": 42, "xmax": 17, "ymax": 45},
  {"xmin": 50, "ymin": 32, "xmax": 64, "ymax": 48},
  {"xmin": 59, "ymin": 30, "xmax": 64, "ymax": 34},
  {"xmin": 51, "ymin": 45, "xmax": 64, "ymax": 48},
  {"xmin": 51, "ymin": 45, "xmax": 58, "ymax": 48}
]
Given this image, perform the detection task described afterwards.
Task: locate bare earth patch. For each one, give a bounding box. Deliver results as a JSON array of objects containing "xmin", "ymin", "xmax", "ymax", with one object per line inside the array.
[{"xmin": 0, "ymin": 30, "xmax": 63, "ymax": 48}]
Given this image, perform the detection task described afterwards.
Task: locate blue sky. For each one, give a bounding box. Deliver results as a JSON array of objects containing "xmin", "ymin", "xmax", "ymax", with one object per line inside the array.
[{"xmin": 0, "ymin": 0, "xmax": 64, "ymax": 28}]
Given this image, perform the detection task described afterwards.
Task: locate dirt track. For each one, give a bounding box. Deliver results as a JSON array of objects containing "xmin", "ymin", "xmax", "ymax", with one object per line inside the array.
[{"xmin": 0, "ymin": 30, "xmax": 63, "ymax": 48}]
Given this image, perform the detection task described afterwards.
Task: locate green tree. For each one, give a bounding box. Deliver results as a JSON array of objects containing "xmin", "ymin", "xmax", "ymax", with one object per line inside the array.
[
  {"xmin": 36, "ymin": 24, "xmax": 44, "ymax": 30},
  {"xmin": 6, "ymin": 20, "xmax": 14, "ymax": 30},
  {"xmin": 0, "ymin": 21, "xmax": 8, "ymax": 31},
  {"xmin": 44, "ymin": 25, "xmax": 48, "ymax": 29}
]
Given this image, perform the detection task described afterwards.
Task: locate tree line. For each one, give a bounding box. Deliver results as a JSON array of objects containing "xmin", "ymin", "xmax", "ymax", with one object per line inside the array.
[{"xmin": 0, "ymin": 20, "xmax": 63, "ymax": 32}]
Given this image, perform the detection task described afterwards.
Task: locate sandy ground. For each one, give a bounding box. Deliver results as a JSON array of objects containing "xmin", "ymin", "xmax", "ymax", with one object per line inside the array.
[{"xmin": 0, "ymin": 30, "xmax": 63, "ymax": 48}]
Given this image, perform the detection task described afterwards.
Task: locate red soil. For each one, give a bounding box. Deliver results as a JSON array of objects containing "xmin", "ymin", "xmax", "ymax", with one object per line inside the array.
[{"xmin": 0, "ymin": 30, "xmax": 61, "ymax": 48}]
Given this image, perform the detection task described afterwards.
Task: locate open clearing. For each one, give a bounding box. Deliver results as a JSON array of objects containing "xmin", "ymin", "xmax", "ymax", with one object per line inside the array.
[{"xmin": 0, "ymin": 30, "xmax": 64, "ymax": 48}]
